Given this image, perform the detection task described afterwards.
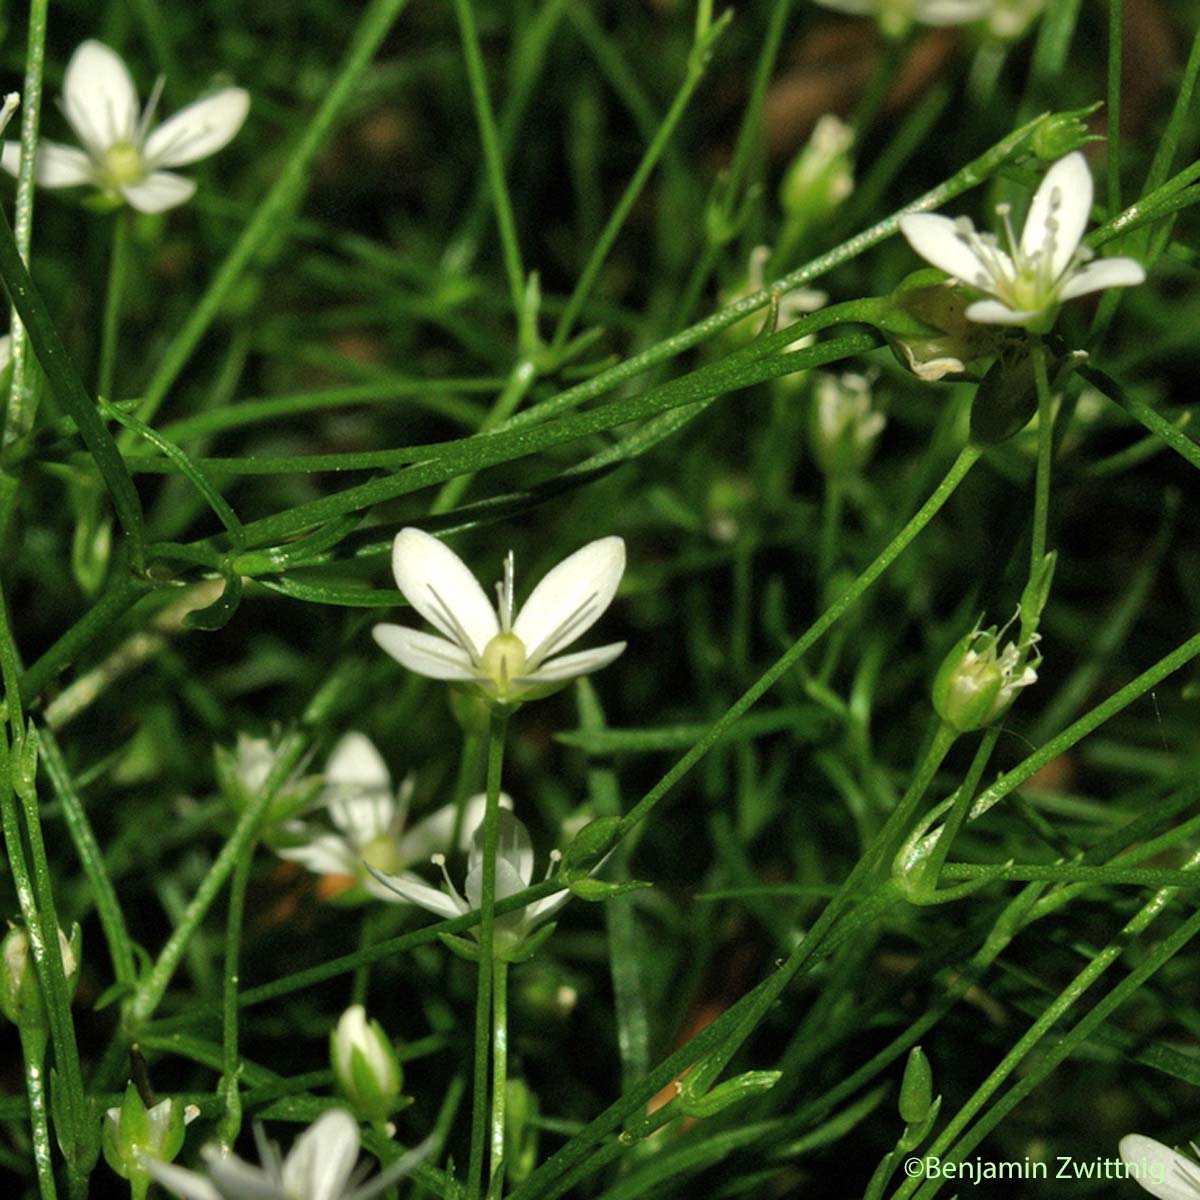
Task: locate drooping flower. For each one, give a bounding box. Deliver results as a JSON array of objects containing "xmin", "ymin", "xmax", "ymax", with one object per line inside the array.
[
  {"xmin": 809, "ymin": 371, "xmax": 886, "ymax": 477},
  {"xmin": 275, "ymin": 731, "xmax": 509, "ymax": 901},
  {"xmin": 370, "ymin": 808, "xmax": 569, "ymax": 960},
  {"xmin": 373, "ymin": 528, "xmax": 626, "ymax": 706},
  {"xmin": 1118, "ymin": 1134, "xmax": 1200, "ymax": 1199},
  {"xmin": 810, "ymin": 0, "xmax": 990, "ymax": 38},
  {"xmin": 1, "ymin": 41, "xmax": 248, "ymax": 213},
  {"xmin": 899, "ymin": 152, "xmax": 1145, "ymax": 330},
  {"xmin": 932, "ymin": 614, "xmax": 1040, "ymax": 733},
  {"xmin": 148, "ymin": 1109, "xmax": 425, "ymax": 1200}
]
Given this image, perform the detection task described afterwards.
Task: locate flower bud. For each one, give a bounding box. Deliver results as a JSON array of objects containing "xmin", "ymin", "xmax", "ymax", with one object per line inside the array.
[
  {"xmin": 1, "ymin": 923, "xmax": 81, "ymax": 1030},
  {"xmin": 215, "ymin": 733, "xmax": 317, "ymax": 828},
  {"xmin": 330, "ymin": 1005, "xmax": 403, "ymax": 1126},
  {"xmin": 780, "ymin": 115, "xmax": 854, "ymax": 230},
  {"xmin": 809, "ymin": 372, "xmax": 886, "ymax": 477},
  {"xmin": 505, "ymin": 1079, "xmax": 540, "ymax": 1184},
  {"xmin": 899, "ymin": 1047, "xmax": 933, "ymax": 1124},
  {"xmin": 932, "ymin": 621, "xmax": 1040, "ymax": 733},
  {"xmin": 102, "ymin": 1082, "xmax": 194, "ymax": 1199}
]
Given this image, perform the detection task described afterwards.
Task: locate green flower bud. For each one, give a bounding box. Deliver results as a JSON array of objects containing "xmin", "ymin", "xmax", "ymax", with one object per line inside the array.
[
  {"xmin": 899, "ymin": 1047, "xmax": 933, "ymax": 1124},
  {"xmin": 561, "ymin": 817, "xmax": 622, "ymax": 879},
  {"xmin": 0, "ymin": 923, "xmax": 81, "ymax": 1031},
  {"xmin": 932, "ymin": 621, "xmax": 1040, "ymax": 733},
  {"xmin": 809, "ymin": 372, "xmax": 886, "ymax": 478},
  {"xmin": 330, "ymin": 1005, "xmax": 403, "ymax": 1127},
  {"xmin": 505, "ymin": 1079, "xmax": 540, "ymax": 1184},
  {"xmin": 102, "ymin": 1082, "xmax": 193, "ymax": 1200},
  {"xmin": 780, "ymin": 115, "xmax": 854, "ymax": 231},
  {"xmin": 1030, "ymin": 104, "xmax": 1103, "ymax": 162}
]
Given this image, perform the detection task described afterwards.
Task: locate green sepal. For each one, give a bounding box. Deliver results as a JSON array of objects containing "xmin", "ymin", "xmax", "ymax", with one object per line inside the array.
[
  {"xmin": 562, "ymin": 816, "xmax": 622, "ymax": 880},
  {"xmin": 502, "ymin": 922, "xmax": 557, "ymax": 964},
  {"xmin": 438, "ymin": 932, "xmax": 481, "ymax": 963},
  {"xmin": 897, "ymin": 1094, "xmax": 942, "ymax": 1153},
  {"xmin": 184, "ymin": 566, "xmax": 243, "ymax": 631},
  {"xmin": 569, "ymin": 877, "xmax": 651, "ymax": 902},
  {"xmin": 969, "ymin": 344, "xmax": 1039, "ymax": 445},
  {"xmin": 676, "ymin": 1069, "xmax": 782, "ymax": 1118}
]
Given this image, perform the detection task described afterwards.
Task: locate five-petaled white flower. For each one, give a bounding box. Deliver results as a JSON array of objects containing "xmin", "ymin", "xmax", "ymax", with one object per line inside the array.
[
  {"xmin": 373, "ymin": 528, "xmax": 626, "ymax": 706},
  {"xmin": 2, "ymin": 40, "xmax": 248, "ymax": 213},
  {"xmin": 275, "ymin": 731, "xmax": 510, "ymax": 901},
  {"xmin": 899, "ymin": 152, "xmax": 1145, "ymax": 330},
  {"xmin": 810, "ymin": 0, "xmax": 990, "ymax": 38},
  {"xmin": 148, "ymin": 1109, "xmax": 425, "ymax": 1200},
  {"xmin": 370, "ymin": 808, "xmax": 569, "ymax": 958},
  {"xmin": 1119, "ymin": 1134, "xmax": 1200, "ymax": 1199}
]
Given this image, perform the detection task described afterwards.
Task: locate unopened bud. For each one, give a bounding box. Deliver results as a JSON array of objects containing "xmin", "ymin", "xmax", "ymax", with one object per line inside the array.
[
  {"xmin": 102, "ymin": 1082, "xmax": 194, "ymax": 1198},
  {"xmin": 780, "ymin": 115, "xmax": 854, "ymax": 229},
  {"xmin": 810, "ymin": 372, "xmax": 886, "ymax": 477},
  {"xmin": 933, "ymin": 620, "xmax": 1040, "ymax": 733},
  {"xmin": 330, "ymin": 1005, "xmax": 403, "ymax": 1127},
  {"xmin": 0, "ymin": 923, "xmax": 81, "ymax": 1030},
  {"xmin": 1030, "ymin": 105, "xmax": 1102, "ymax": 161}
]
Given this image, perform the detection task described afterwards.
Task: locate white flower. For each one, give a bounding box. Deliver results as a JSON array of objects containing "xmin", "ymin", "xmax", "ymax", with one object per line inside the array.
[
  {"xmin": 149, "ymin": 1109, "xmax": 427, "ymax": 1200},
  {"xmin": 810, "ymin": 372, "xmax": 886, "ymax": 476},
  {"xmin": 1119, "ymin": 1134, "xmax": 1200, "ymax": 1199},
  {"xmin": 275, "ymin": 732, "xmax": 510, "ymax": 901},
  {"xmin": 932, "ymin": 615, "xmax": 1040, "ymax": 733},
  {"xmin": 2, "ymin": 41, "xmax": 248, "ymax": 213},
  {"xmin": 373, "ymin": 528, "xmax": 626, "ymax": 706},
  {"xmin": 371, "ymin": 808, "xmax": 569, "ymax": 957},
  {"xmin": 899, "ymin": 153, "xmax": 1146, "ymax": 329},
  {"xmin": 811, "ymin": 0, "xmax": 990, "ymax": 37}
]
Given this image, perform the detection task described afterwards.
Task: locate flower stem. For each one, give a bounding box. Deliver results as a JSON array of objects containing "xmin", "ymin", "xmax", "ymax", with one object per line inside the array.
[
  {"xmin": 491, "ymin": 960, "xmax": 509, "ymax": 1184},
  {"xmin": 98, "ymin": 212, "xmax": 130, "ymax": 403},
  {"xmin": 468, "ymin": 708, "xmax": 509, "ymax": 1200},
  {"xmin": 217, "ymin": 844, "xmax": 254, "ymax": 1148},
  {"xmin": 1028, "ymin": 334, "xmax": 1054, "ymax": 575},
  {"xmin": 17, "ymin": 1023, "xmax": 54, "ymax": 1200},
  {"xmin": 818, "ymin": 475, "xmax": 845, "ymax": 583}
]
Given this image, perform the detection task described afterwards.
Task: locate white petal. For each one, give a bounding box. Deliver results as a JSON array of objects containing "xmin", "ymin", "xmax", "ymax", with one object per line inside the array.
[
  {"xmin": 276, "ymin": 833, "xmax": 359, "ymax": 878},
  {"xmin": 2, "ymin": 139, "xmax": 96, "ymax": 187},
  {"xmin": 322, "ymin": 733, "xmax": 394, "ymax": 844},
  {"xmin": 145, "ymin": 1161, "xmax": 223, "ymax": 1200},
  {"xmin": 898, "ymin": 213, "xmax": 992, "ymax": 286},
  {"xmin": 202, "ymin": 1149, "xmax": 281, "ymax": 1200},
  {"xmin": 521, "ymin": 641, "xmax": 627, "ymax": 685},
  {"xmin": 963, "ymin": 298, "xmax": 1042, "ymax": 326},
  {"xmin": 1057, "ymin": 255, "xmax": 1146, "ymax": 301},
  {"xmin": 283, "ymin": 1110, "xmax": 360, "ymax": 1200},
  {"xmin": 1022, "ymin": 152, "xmax": 1092, "ymax": 279},
  {"xmin": 465, "ymin": 854, "xmax": 527, "ymax": 911},
  {"xmin": 512, "ymin": 537, "xmax": 625, "ymax": 662},
  {"xmin": 913, "ymin": 0, "xmax": 990, "ymax": 23},
  {"xmin": 397, "ymin": 792, "xmax": 512, "ymax": 861},
  {"xmin": 811, "ymin": 0, "xmax": 876, "ymax": 11},
  {"xmin": 494, "ymin": 808, "xmax": 535, "ymax": 886},
  {"xmin": 1118, "ymin": 1135, "xmax": 1200, "ymax": 1200},
  {"xmin": 372, "ymin": 624, "xmax": 478, "ymax": 681},
  {"xmin": 367, "ymin": 869, "xmax": 465, "ymax": 919},
  {"xmin": 121, "ymin": 171, "xmax": 196, "ymax": 213},
  {"xmin": 144, "ymin": 87, "xmax": 249, "ymax": 167},
  {"xmin": 62, "ymin": 40, "xmax": 139, "ymax": 153},
  {"xmin": 390, "ymin": 528, "xmax": 499, "ymax": 657},
  {"xmin": 525, "ymin": 885, "xmax": 572, "ymax": 927}
]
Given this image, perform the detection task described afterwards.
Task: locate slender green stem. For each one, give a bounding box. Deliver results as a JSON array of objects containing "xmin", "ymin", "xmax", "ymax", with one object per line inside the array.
[
  {"xmin": 98, "ymin": 214, "xmax": 131, "ymax": 403},
  {"xmin": 469, "ymin": 710, "xmax": 509, "ymax": 1200},
  {"xmin": 217, "ymin": 845, "xmax": 255, "ymax": 1147},
  {"xmin": 818, "ymin": 475, "xmax": 844, "ymax": 582},
  {"xmin": 0, "ymin": 202, "xmax": 145, "ymax": 561},
  {"xmin": 616, "ymin": 446, "xmax": 981, "ymax": 839},
  {"xmin": 1106, "ymin": 0, "xmax": 1122, "ymax": 218},
  {"xmin": 38, "ymin": 727, "xmax": 136, "ymax": 988},
  {"xmin": 550, "ymin": 17, "xmax": 725, "ymax": 353},
  {"xmin": 2, "ymin": 0, "xmax": 49, "ymax": 446},
  {"xmin": 1028, "ymin": 335, "xmax": 1054, "ymax": 575},
  {"xmin": 134, "ymin": 0, "xmax": 413, "ymax": 427},
  {"xmin": 491, "ymin": 960, "xmax": 509, "ymax": 1183},
  {"xmin": 451, "ymin": 0, "xmax": 525, "ymax": 320},
  {"xmin": 17, "ymin": 1024, "xmax": 55, "ymax": 1200}
]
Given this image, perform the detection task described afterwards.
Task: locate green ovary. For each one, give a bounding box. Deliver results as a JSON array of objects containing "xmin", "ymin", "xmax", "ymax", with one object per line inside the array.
[
  {"xmin": 360, "ymin": 834, "xmax": 405, "ymax": 875},
  {"xmin": 481, "ymin": 632, "xmax": 528, "ymax": 697},
  {"xmin": 103, "ymin": 141, "xmax": 145, "ymax": 188}
]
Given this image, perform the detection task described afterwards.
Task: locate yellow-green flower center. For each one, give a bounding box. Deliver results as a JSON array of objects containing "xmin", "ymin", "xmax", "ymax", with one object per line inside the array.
[
  {"xmin": 103, "ymin": 141, "xmax": 144, "ymax": 188},
  {"xmin": 360, "ymin": 834, "xmax": 404, "ymax": 875},
  {"xmin": 480, "ymin": 631, "xmax": 527, "ymax": 696}
]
